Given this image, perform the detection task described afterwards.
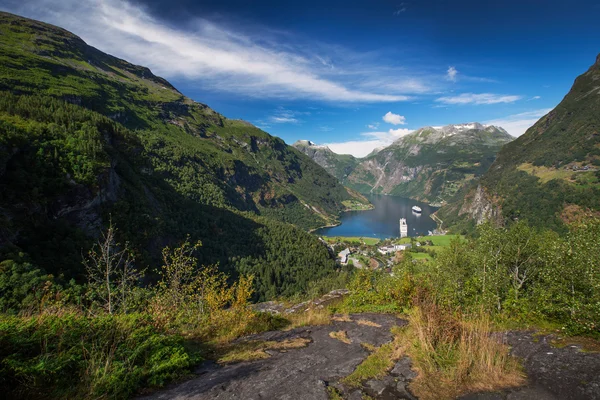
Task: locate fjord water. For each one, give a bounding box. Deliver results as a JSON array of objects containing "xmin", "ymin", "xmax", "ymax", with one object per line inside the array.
[{"xmin": 315, "ymin": 195, "xmax": 438, "ymax": 239}]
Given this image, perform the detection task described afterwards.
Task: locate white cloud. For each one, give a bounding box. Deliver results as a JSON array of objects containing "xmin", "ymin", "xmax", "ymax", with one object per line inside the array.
[
  {"xmin": 326, "ymin": 127, "xmax": 412, "ymax": 157},
  {"xmin": 367, "ymin": 123, "xmax": 380, "ymax": 129},
  {"xmin": 257, "ymin": 107, "xmax": 304, "ymax": 127},
  {"xmin": 485, "ymin": 108, "xmax": 552, "ymax": 136},
  {"xmin": 528, "ymin": 96, "xmax": 542, "ymax": 101},
  {"xmin": 394, "ymin": 3, "xmax": 408, "ymax": 15},
  {"xmin": 446, "ymin": 66, "xmax": 458, "ymax": 82},
  {"xmin": 382, "ymin": 111, "xmax": 406, "ymax": 125},
  {"xmin": 436, "ymin": 93, "xmax": 522, "ymax": 105},
  {"xmin": 4, "ymin": 0, "xmax": 411, "ymax": 102},
  {"xmin": 271, "ymin": 117, "xmax": 298, "ymax": 123}
]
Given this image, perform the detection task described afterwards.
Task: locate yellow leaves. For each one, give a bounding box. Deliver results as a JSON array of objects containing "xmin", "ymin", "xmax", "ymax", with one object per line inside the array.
[{"xmin": 151, "ymin": 238, "xmax": 255, "ymax": 339}]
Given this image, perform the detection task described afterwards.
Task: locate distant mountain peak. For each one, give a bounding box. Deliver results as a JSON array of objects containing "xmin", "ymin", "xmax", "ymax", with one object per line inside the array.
[{"xmin": 293, "ymin": 140, "xmax": 331, "ymax": 151}]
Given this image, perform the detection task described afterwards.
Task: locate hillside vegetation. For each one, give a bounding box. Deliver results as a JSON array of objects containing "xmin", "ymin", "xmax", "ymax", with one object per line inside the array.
[
  {"xmin": 295, "ymin": 124, "xmax": 513, "ymax": 205},
  {"xmin": 439, "ymin": 54, "xmax": 600, "ymax": 232},
  {"xmin": 0, "ymin": 12, "xmax": 366, "ymax": 299}
]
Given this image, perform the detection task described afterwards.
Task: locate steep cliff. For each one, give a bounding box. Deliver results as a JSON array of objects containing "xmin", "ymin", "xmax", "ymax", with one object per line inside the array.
[
  {"xmin": 0, "ymin": 12, "xmax": 359, "ymax": 299},
  {"xmin": 438, "ymin": 54, "xmax": 600, "ymax": 232},
  {"xmin": 297, "ymin": 123, "xmax": 512, "ymax": 205}
]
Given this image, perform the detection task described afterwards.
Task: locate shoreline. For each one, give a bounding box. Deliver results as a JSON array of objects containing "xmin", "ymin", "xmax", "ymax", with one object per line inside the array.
[
  {"xmin": 309, "ymin": 221, "xmax": 341, "ymax": 233},
  {"xmin": 309, "ymin": 202, "xmax": 375, "ymax": 233}
]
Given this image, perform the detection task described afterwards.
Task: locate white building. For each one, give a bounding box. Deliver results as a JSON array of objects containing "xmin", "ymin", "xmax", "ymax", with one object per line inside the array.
[
  {"xmin": 338, "ymin": 248, "xmax": 351, "ymax": 265},
  {"xmin": 377, "ymin": 243, "xmax": 412, "ymax": 255},
  {"xmin": 399, "ymin": 218, "xmax": 408, "ymax": 238}
]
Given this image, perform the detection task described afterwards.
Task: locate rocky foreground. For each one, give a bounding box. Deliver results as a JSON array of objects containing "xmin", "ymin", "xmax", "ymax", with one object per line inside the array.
[{"xmin": 141, "ymin": 311, "xmax": 600, "ymax": 400}]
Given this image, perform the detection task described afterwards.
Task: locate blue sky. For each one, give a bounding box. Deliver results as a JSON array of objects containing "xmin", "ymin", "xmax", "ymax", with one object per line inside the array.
[{"xmin": 3, "ymin": 0, "xmax": 600, "ymax": 156}]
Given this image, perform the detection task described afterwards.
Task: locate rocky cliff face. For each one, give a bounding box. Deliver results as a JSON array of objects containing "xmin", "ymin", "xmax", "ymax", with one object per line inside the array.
[
  {"xmin": 0, "ymin": 11, "xmax": 357, "ymax": 292},
  {"xmin": 298, "ymin": 123, "xmax": 512, "ymax": 204},
  {"xmin": 292, "ymin": 140, "xmax": 359, "ymax": 181},
  {"xmin": 438, "ymin": 53, "xmax": 600, "ymax": 232},
  {"xmin": 457, "ymin": 184, "xmax": 503, "ymax": 225}
]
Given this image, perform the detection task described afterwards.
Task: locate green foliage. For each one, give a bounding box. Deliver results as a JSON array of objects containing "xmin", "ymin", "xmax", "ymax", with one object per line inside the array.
[
  {"xmin": 346, "ymin": 126, "xmax": 511, "ymax": 203},
  {"xmin": 432, "ymin": 221, "xmax": 600, "ymax": 335},
  {"xmin": 441, "ymin": 55, "xmax": 600, "ymax": 232},
  {"xmin": 0, "ymin": 12, "xmax": 351, "ymax": 301},
  {"xmin": 0, "ymin": 259, "xmax": 53, "ymax": 314},
  {"xmin": 334, "ymin": 267, "xmax": 418, "ymax": 313},
  {"xmin": 0, "ymin": 313, "xmax": 199, "ymax": 399}
]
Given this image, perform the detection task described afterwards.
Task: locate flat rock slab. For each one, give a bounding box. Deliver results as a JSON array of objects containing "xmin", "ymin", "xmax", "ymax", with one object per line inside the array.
[
  {"xmin": 461, "ymin": 331, "xmax": 600, "ymax": 400},
  {"xmin": 140, "ymin": 313, "xmax": 405, "ymax": 400}
]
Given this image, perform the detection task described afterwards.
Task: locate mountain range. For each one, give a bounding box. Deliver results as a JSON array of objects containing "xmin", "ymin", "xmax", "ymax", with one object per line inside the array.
[
  {"xmin": 438, "ymin": 54, "xmax": 600, "ymax": 232},
  {"xmin": 0, "ymin": 12, "xmax": 368, "ymax": 300},
  {"xmin": 294, "ymin": 123, "xmax": 513, "ymax": 205}
]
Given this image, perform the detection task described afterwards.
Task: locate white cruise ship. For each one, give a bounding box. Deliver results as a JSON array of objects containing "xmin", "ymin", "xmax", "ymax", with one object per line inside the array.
[{"xmin": 411, "ymin": 205, "xmax": 422, "ymax": 213}]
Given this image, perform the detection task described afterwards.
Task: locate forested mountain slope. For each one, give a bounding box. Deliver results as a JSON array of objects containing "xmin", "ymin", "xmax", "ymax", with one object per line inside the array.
[
  {"xmin": 0, "ymin": 12, "xmax": 363, "ymax": 299},
  {"xmin": 438, "ymin": 54, "xmax": 600, "ymax": 232},
  {"xmin": 292, "ymin": 140, "xmax": 360, "ymax": 182},
  {"xmin": 296, "ymin": 124, "xmax": 512, "ymax": 205}
]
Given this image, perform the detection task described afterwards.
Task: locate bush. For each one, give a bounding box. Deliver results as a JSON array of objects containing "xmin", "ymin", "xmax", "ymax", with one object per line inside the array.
[
  {"xmin": 0, "ymin": 259, "xmax": 54, "ymax": 314},
  {"xmin": 0, "ymin": 312, "xmax": 198, "ymax": 399}
]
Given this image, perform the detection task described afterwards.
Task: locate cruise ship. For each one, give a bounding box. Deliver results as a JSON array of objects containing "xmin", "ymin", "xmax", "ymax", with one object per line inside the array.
[
  {"xmin": 411, "ymin": 205, "xmax": 422, "ymax": 213},
  {"xmin": 399, "ymin": 218, "xmax": 408, "ymax": 238}
]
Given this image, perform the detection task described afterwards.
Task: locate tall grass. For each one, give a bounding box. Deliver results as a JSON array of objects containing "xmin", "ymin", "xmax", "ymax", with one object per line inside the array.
[{"xmin": 400, "ymin": 299, "xmax": 525, "ymax": 399}]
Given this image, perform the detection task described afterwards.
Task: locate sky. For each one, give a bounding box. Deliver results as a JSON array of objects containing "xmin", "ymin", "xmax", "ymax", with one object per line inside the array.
[{"xmin": 3, "ymin": 0, "xmax": 600, "ymax": 157}]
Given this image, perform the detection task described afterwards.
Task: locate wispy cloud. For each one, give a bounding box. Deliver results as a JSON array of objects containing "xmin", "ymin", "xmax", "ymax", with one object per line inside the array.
[
  {"xmin": 382, "ymin": 111, "xmax": 406, "ymax": 125},
  {"xmin": 3, "ymin": 0, "xmax": 422, "ymax": 102},
  {"xmin": 394, "ymin": 3, "xmax": 408, "ymax": 15},
  {"xmin": 326, "ymin": 127, "xmax": 412, "ymax": 157},
  {"xmin": 367, "ymin": 122, "xmax": 380, "ymax": 129},
  {"xmin": 436, "ymin": 93, "xmax": 522, "ymax": 105},
  {"xmin": 446, "ymin": 66, "xmax": 458, "ymax": 82},
  {"xmin": 528, "ymin": 95, "xmax": 541, "ymax": 101},
  {"xmin": 256, "ymin": 107, "xmax": 305, "ymax": 127},
  {"xmin": 485, "ymin": 108, "xmax": 552, "ymax": 136}
]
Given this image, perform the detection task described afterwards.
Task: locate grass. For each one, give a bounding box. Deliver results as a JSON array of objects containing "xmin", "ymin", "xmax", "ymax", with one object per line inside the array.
[
  {"xmin": 329, "ymin": 330, "xmax": 352, "ymax": 344},
  {"xmin": 356, "ymin": 319, "xmax": 382, "ymax": 328},
  {"xmin": 322, "ymin": 236, "xmax": 381, "ymax": 245},
  {"xmin": 326, "ymin": 386, "xmax": 345, "ymax": 400},
  {"xmin": 394, "ymin": 234, "xmax": 464, "ymax": 246},
  {"xmin": 398, "ymin": 302, "xmax": 525, "ymax": 400},
  {"xmin": 361, "ymin": 343, "xmax": 378, "ymax": 352},
  {"xmin": 342, "ymin": 327, "xmax": 404, "ymax": 387},
  {"xmin": 216, "ymin": 337, "xmax": 312, "ymax": 364},
  {"xmin": 332, "ymin": 314, "xmax": 353, "ymax": 322},
  {"xmin": 411, "ymin": 252, "xmax": 433, "ymax": 261},
  {"xmin": 550, "ymin": 336, "xmax": 600, "ymax": 353},
  {"xmin": 285, "ymin": 307, "xmax": 332, "ymax": 329},
  {"xmin": 342, "ymin": 200, "xmax": 374, "ymax": 211},
  {"xmin": 517, "ymin": 162, "xmax": 597, "ymax": 184}
]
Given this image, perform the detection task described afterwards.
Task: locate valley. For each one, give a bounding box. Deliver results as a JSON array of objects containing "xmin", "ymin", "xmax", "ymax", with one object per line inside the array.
[
  {"xmin": 294, "ymin": 123, "xmax": 513, "ymax": 205},
  {"xmin": 0, "ymin": 4, "xmax": 600, "ymax": 400}
]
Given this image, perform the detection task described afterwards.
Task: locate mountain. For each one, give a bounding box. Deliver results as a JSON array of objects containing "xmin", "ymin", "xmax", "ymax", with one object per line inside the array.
[
  {"xmin": 0, "ymin": 12, "xmax": 367, "ymax": 300},
  {"xmin": 296, "ymin": 123, "xmax": 513, "ymax": 204},
  {"xmin": 438, "ymin": 54, "xmax": 600, "ymax": 233},
  {"xmin": 292, "ymin": 140, "xmax": 359, "ymax": 181}
]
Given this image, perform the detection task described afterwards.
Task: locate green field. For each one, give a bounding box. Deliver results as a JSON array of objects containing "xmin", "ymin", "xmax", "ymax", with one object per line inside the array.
[
  {"xmin": 411, "ymin": 252, "xmax": 433, "ymax": 261},
  {"xmin": 395, "ymin": 234, "xmax": 464, "ymax": 246},
  {"xmin": 321, "ymin": 236, "xmax": 381, "ymax": 245}
]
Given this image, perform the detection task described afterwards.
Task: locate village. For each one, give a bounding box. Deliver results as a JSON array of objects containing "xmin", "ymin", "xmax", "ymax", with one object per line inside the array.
[{"xmin": 321, "ymin": 219, "xmax": 460, "ymax": 271}]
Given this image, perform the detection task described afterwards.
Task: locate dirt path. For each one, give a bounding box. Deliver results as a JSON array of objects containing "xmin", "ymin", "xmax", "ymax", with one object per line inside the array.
[{"xmin": 141, "ymin": 317, "xmax": 600, "ymax": 400}]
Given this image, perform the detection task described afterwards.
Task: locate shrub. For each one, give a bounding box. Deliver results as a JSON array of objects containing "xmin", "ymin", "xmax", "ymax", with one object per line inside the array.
[{"xmin": 0, "ymin": 312, "xmax": 198, "ymax": 399}]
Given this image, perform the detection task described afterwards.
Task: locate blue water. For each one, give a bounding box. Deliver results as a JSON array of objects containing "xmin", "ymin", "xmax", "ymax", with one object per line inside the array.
[{"xmin": 315, "ymin": 194, "xmax": 438, "ymax": 239}]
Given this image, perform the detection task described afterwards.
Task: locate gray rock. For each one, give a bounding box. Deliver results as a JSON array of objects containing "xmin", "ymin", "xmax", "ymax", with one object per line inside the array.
[{"xmin": 391, "ymin": 356, "xmax": 417, "ymax": 381}]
